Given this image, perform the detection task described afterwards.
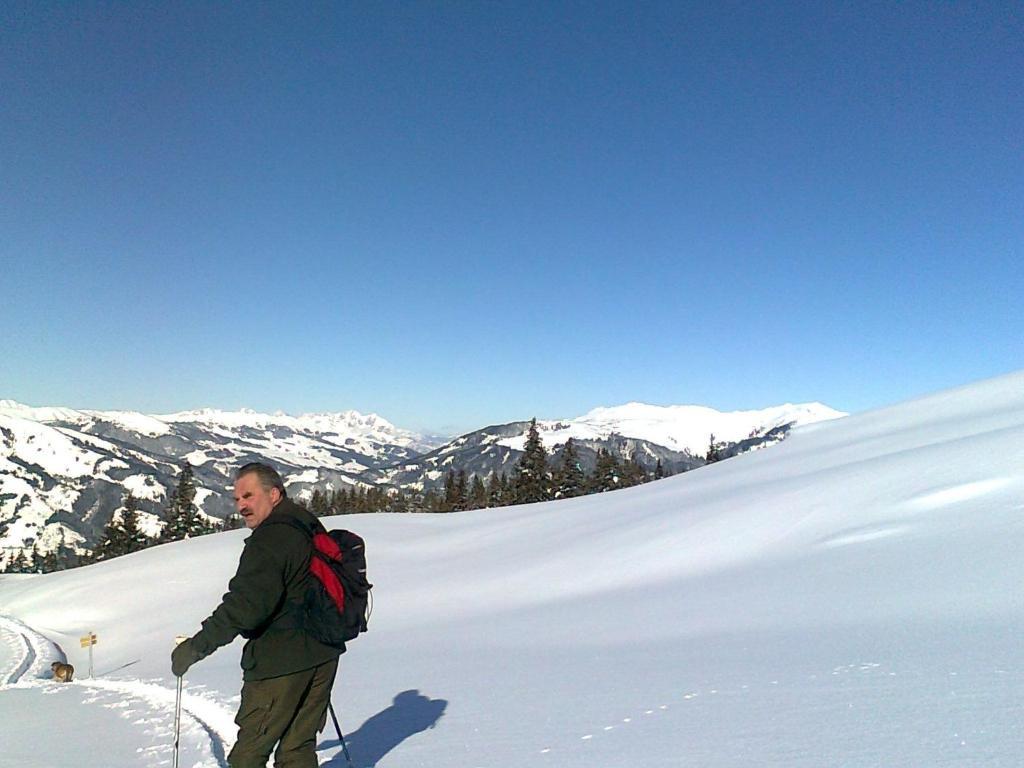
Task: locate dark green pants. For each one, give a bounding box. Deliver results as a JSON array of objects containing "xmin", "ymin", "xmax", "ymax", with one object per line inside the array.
[{"xmin": 228, "ymin": 658, "xmax": 339, "ymax": 768}]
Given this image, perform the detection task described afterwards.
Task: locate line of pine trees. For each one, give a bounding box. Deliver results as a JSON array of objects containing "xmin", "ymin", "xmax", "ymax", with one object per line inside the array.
[
  {"xmin": 302, "ymin": 419, "xmax": 678, "ymax": 517},
  {"xmin": 424, "ymin": 419, "xmax": 672, "ymax": 513},
  {"xmin": 306, "ymin": 484, "xmax": 411, "ymax": 516},
  {"xmin": 0, "ymin": 532, "xmax": 77, "ymax": 575}
]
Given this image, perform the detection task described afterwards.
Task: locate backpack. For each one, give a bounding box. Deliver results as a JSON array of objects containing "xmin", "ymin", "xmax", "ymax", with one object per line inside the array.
[{"xmin": 272, "ymin": 517, "xmax": 373, "ymax": 648}]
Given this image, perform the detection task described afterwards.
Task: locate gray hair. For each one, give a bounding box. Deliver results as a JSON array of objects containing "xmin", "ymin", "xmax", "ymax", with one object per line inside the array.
[{"xmin": 235, "ymin": 462, "xmax": 287, "ymax": 498}]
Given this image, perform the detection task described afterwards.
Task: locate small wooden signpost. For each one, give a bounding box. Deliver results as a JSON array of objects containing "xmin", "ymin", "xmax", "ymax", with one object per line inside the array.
[{"xmin": 80, "ymin": 631, "xmax": 97, "ymax": 678}]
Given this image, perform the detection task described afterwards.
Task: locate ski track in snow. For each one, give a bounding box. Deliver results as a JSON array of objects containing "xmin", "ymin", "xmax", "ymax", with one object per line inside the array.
[
  {"xmin": 0, "ymin": 614, "xmax": 62, "ymax": 684},
  {"xmin": 78, "ymin": 678, "xmax": 234, "ymax": 767},
  {"xmin": 0, "ymin": 615, "xmax": 234, "ymax": 767},
  {"xmin": 3, "ymin": 628, "xmax": 36, "ymax": 685},
  {"xmin": 3, "ymin": 609, "xmax": 984, "ymax": 767}
]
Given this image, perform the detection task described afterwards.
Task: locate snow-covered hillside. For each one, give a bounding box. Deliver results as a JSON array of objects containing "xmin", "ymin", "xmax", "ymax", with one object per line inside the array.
[
  {"xmin": 1, "ymin": 372, "xmax": 1022, "ymax": 766},
  {"xmin": 0, "ymin": 401, "xmax": 436, "ymax": 454},
  {"xmin": 501, "ymin": 400, "xmax": 844, "ymax": 453},
  {"xmin": 0, "ymin": 403, "xmax": 444, "ymax": 561}
]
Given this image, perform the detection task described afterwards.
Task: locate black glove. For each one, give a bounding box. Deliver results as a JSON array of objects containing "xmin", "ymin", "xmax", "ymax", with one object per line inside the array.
[{"xmin": 171, "ymin": 637, "xmax": 202, "ymax": 678}]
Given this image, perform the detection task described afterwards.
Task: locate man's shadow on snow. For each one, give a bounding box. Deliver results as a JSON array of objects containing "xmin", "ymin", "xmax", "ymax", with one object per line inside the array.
[{"xmin": 320, "ymin": 689, "xmax": 447, "ymax": 768}]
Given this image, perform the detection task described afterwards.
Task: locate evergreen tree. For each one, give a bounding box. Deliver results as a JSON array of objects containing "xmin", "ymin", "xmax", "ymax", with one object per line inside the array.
[
  {"xmin": 53, "ymin": 528, "xmax": 75, "ymax": 570},
  {"xmin": 499, "ymin": 472, "xmax": 511, "ymax": 505},
  {"xmin": 390, "ymin": 489, "xmax": 409, "ymax": 513},
  {"xmin": 514, "ymin": 418, "xmax": 551, "ymax": 503},
  {"xmin": 422, "ymin": 488, "xmax": 444, "ymax": 513},
  {"xmin": 159, "ymin": 489, "xmax": 180, "ymax": 542},
  {"xmin": 441, "ymin": 469, "xmax": 457, "ymax": 512},
  {"xmin": 367, "ymin": 486, "xmax": 391, "ymax": 513},
  {"xmin": 485, "ymin": 472, "xmax": 502, "ymax": 507},
  {"xmin": 654, "ymin": 458, "xmax": 666, "ymax": 479},
  {"xmin": 160, "ymin": 462, "xmax": 205, "ymax": 541},
  {"xmin": 96, "ymin": 493, "xmax": 149, "ymax": 560},
  {"xmin": 454, "ymin": 469, "xmax": 468, "ymax": 511},
  {"xmin": 705, "ymin": 434, "xmax": 724, "ymax": 464},
  {"xmin": 309, "ymin": 489, "xmax": 329, "ymax": 516},
  {"xmin": 333, "ymin": 488, "xmax": 352, "ymax": 514},
  {"xmin": 553, "ymin": 438, "xmax": 586, "ymax": 499},
  {"xmin": 41, "ymin": 548, "xmax": 59, "ymax": 572},
  {"xmin": 468, "ymin": 474, "xmax": 487, "ymax": 509},
  {"xmin": 178, "ymin": 460, "xmax": 197, "ymax": 512},
  {"xmin": 621, "ymin": 454, "xmax": 647, "ymax": 487},
  {"xmin": 194, "ymin": 514, "xmax": 221, "ymax": 536},
  {"xmin": 120, "ymin": 493, "xmax": 150, "ymax": 554},
  {"xmin": 589, "ymin": 448, "xmax": 622, "ymax": 493},
  {"xmin": 29, "ymin": 543, "xmax": 43, "ymax": 573},
  {"xmin": 96, "ymin": 511, "xmax": 127, "ymax": 560},
  {"xmin": 8, "ymin": 550, "xmax": 29, "ymax": 573}
]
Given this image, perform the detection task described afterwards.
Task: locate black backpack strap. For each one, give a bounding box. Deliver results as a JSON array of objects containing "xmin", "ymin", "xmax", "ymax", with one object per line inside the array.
[
  {"xmin": 261, "ymin": 513, "xmax": 325, "ymax": 540},
  {"xmin": 256, "ymin": 513, "xmax": 329, "ymax": 634}
]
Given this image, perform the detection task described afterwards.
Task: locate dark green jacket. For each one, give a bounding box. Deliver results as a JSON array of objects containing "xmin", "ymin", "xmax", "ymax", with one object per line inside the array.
[{"xmin": 190, "ymin": 498, "xmax": 343, "ymax": 680}]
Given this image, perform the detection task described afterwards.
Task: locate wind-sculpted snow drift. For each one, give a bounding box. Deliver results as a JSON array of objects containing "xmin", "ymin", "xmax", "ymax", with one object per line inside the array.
[{"xmin": 0, "ymin": 371, "xmax": 1022, "ymax": 767}]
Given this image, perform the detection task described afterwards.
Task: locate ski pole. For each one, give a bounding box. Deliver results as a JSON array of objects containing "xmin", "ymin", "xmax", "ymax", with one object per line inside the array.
[
  {"xmin": 173, "ymin": 674, "xmax": 183, "ymax": 768},
  {"xmin": 328, "ymin": 702, "xmax": 355, "ymax": 768},
  {"xmin": 173, "ymin": 635, "xmax": 186, "ymax": 768}
]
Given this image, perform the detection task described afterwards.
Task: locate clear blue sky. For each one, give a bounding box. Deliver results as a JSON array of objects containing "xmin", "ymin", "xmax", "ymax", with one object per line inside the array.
[{"xmin": 1, "ymin": 2, "xmax": 1021, "ymax": 435}]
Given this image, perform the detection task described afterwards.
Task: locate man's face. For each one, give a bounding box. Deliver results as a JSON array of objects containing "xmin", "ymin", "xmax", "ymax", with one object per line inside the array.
[{"xmin": 233, "ymin": 473, "xmax": 281, "ymax": 529}]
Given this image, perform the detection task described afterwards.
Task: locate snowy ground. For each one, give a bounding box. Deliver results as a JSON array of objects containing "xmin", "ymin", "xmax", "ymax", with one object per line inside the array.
[{"xmin": 2, "ymin": 371, "xmax": 1023, "ymax": 767}]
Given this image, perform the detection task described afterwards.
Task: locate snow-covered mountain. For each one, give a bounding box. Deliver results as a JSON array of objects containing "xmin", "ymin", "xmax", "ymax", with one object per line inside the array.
[
  {"xmin": 0, "ymin": 402, "xmax": 443, "ymax": 560},
  {"xmin": 153, "ymin": 407, "xmax": 439, "ymax": 455},
  {"xmin": 0, "ymin": 399, "xmax": 843, "ymax": 561},
  {"xmin": 0, "ymin": 372, "xmax": 1021, "ymax": 767},
  {"xmin": 371, "ymin": 401, "xmax": 845, "ymax": 491},
  {"xmin": 550, "ymin": 401, "xmax": 843, "ymax": 454}
]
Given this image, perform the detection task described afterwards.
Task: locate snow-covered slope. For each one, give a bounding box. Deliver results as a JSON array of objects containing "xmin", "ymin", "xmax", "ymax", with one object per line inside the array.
[
  {"xmin": 495, "ymin": 400, "xmax": 844, "ymax": 454},
  {"xmin": 556, "ymin": 400, "xmax": 844, "ymax": 453},
  {"xmin": 1, "ymin": 372, "xmax": 1021, "ymax": 766}
]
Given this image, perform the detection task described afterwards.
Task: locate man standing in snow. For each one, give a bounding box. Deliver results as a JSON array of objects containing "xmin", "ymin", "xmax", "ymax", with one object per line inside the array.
[{"xmin": 171, "ymin": 462, "xmax": 343, "ymax": 768}]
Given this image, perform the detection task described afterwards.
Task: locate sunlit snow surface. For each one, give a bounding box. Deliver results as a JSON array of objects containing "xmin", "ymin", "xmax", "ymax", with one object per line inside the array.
[
  {"xmin": 2, "ymin": 372, "xmax": 1023, "ymax": 767},
  {"xmin": 497, "ymin": 400, "xmax": 845, "ymax": 455}
]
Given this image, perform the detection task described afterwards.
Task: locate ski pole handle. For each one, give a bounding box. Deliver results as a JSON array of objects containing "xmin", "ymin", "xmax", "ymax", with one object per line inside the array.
[{"xmin": 174, "ymin": 635, "xmax": 187, "ymax": 646}]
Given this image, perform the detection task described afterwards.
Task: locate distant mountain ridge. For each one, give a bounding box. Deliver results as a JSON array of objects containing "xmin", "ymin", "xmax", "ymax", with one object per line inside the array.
[
  {"xmin": 508, "ymin": 401, "xmax": 842, "ymax": 455},
  {"xmin": 370, "ymin": 402, "xmax": 844, "ymax": 491},
  {"xmin": 0, "ymin": 400, "xmax": 442, "ymax": 561},
  {"xmin": 0, "ymin": 399, "xmax": 845, "ymax": 562}
]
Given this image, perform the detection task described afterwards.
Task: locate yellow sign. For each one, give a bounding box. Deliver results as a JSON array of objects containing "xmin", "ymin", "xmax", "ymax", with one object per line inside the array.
[{"xmin": 80, "ymin": 633, "xmax": 97, "ymax": 648}]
